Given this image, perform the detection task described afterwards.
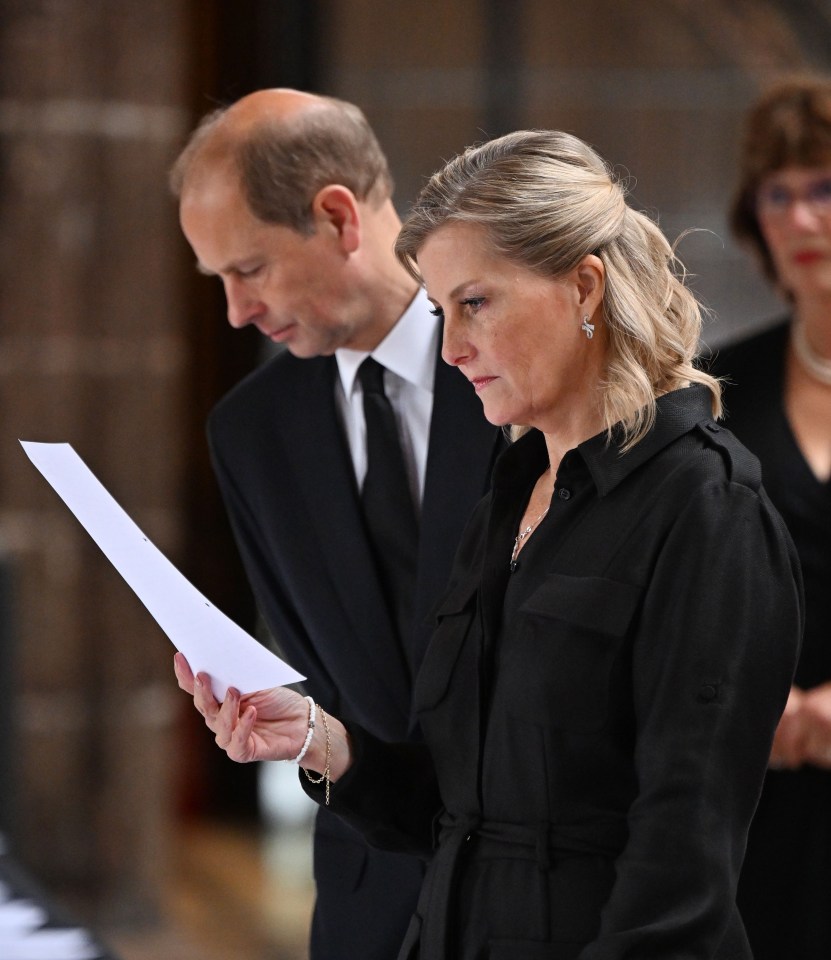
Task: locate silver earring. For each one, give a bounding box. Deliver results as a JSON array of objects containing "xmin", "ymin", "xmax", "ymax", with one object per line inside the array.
[{"xmin": 581, "ymin": 315, "xmax": 595, "ymax": 340}]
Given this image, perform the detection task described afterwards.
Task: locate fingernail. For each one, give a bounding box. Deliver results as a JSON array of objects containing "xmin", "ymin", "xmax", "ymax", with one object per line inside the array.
[{"xmin": 195, "ymin": 675, "xmax": 202, "ymax": 688}]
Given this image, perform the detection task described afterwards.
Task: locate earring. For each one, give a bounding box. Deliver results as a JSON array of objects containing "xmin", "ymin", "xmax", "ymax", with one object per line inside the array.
[{"xmin": 581, "ymin": 315, "xmax": 595, "ymax": 340}]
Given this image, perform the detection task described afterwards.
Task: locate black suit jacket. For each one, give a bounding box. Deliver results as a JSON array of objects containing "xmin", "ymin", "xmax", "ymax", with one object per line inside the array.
[{"xmin": 207, "ymin": 339, "xmax": 504, "ymax": 960}]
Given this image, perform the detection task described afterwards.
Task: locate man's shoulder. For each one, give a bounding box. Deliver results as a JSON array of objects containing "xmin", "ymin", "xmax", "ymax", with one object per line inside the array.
[{"xmin": 210, "ymin": 350, "xmax": 334, "ymax": 425}]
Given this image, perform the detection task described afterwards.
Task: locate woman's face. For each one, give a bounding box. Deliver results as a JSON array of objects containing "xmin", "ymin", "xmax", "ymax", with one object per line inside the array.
[
  {"xmin": 416, "ymin": 222, "xmax": 605, "ymax": 433},
  {"xmin": 756, "ymin": 165, "xmax": 831, "ymax": 301}
]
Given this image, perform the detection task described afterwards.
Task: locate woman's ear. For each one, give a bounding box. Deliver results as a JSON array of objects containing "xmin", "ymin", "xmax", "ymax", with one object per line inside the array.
[
  {"xmin": 311, "ymin": 184, "xmax": 361, "ymax": 253},
  {"xmin": 574, "ymin": 254, "xmax": 605, "ymax": 314}
]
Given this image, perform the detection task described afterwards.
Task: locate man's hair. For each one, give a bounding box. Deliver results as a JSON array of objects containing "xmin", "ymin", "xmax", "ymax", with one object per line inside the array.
[
  {"xmin": 170, "ymin": 94, "xmax": 394, "ymax": 234},
  {"xmin": 731, "ymin": 74, "xmax": 831, "ymax": 284},
  {"xmin": 396, "ymin": 129, "xmax": 721, "ymax": 448}
]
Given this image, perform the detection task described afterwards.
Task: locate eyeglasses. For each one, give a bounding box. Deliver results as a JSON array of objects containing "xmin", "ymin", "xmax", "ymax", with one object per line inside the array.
[{"xmin": 756, "ymin": 175, "xmax": 831, "ymax": 219}]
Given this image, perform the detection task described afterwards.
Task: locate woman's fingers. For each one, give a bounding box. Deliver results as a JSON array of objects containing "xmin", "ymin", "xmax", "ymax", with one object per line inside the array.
[
  {"xmin": 226, "ymin": 704, "xmax": 258, "ymax": 763},
  {"xmin": 173, "ymin": 661, "xmax": 314, "ymax": 764},
  {"xmin": 191, "ymin": 671, "xmax": 223, "ymax": 727},
  {"xmin": 173, "ymin": 652, "xmax": 195, "ymax": 693},
  {"xmin": 213, "ymin": 686, "xmax": 241, "ymax": 748},
  {"xmin": 173, "ymin": 655, "xmax": 270, "ymax": 762}
]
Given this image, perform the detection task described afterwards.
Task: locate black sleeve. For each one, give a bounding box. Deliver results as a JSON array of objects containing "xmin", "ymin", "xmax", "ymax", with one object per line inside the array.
[
  {"xmin": 207, "ymin": 419, "xmax": 339, "ymax": 709},
  {"xmin": 300, "ymin": 722, "xmax": 442, "ymax": 860},
  {"xmin": 582, "ymin": 478, "xmax": 803, "ymax": 958}
]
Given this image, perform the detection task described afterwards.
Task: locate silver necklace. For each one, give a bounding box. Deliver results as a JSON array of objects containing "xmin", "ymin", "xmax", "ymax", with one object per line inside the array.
[
  {"xmin": 792, "ymin": 321, "xmax": 831, "ymax": 386},
  {"xmin": 509, "ymin": 507, "xmax": 549, "ymax": 571}
]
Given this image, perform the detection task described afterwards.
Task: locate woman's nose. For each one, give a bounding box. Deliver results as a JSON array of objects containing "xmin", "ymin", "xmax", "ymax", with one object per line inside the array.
[
  {"xmin": 441, "ymin": 315, "xmax": 475, "ymax": 367},
  {"xmin": 785, "ymin": 199, "xmax": 824, "ymax": 231}
]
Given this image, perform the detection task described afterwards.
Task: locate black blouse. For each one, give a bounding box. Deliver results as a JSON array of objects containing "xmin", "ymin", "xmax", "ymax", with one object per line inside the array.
[
  {"xmin": 711, "ymin": 320, "xmax": 831, "ymax": 688},
  {"xmin": 307, "ymin": 384, "xmax": 803, "ymax": 960},
  {"xmin": 710, "ymin": 320, "xmax": 831, "ymax": 960}
]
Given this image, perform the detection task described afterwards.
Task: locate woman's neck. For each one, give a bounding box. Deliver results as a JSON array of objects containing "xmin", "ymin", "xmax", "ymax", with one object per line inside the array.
[
  {"xmin": 541, "ymin": 412, "xmax": 606, "ymax": 478},
  {"xmin": 793, "ymin": 297, "xmax": 831, "ymax": 359}
]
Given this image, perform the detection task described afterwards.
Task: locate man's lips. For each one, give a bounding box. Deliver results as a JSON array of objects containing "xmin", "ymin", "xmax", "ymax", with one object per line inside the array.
[{"xmin": 265, "ymin": 323, "xmax": 296, "ymax": 342}]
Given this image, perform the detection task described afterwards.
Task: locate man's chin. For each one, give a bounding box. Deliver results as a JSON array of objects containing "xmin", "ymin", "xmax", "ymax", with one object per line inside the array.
[{"xmin": 283, "ymin": 340, "xmax": 319, "ymax": 359}]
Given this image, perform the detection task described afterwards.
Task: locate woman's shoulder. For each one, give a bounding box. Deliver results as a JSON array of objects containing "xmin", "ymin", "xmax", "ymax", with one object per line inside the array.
[
  {"xmin": 637, "ymin": 419, "xmax": 763, "ymax": 508},
  {"xmin": 706, "ymin": 317, "xmax": 790, "ymax": 379}
]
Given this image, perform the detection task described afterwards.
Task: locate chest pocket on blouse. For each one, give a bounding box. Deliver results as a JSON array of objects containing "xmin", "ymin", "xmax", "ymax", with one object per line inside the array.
[
  {"xmin": 415, "ymin": 576, "xmax": 479, "ymax": 713},
  {"xmin": 515, "ymin": 574, "xmax": 643, "ymax": 732}
]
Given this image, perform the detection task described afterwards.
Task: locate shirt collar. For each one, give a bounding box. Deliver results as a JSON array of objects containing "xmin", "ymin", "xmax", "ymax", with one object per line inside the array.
[
  {"xmin": 335, "ymin": 287, "xmax": 440, "ymax": 398},
  {"xmin": 493, "ymin": 385, "xmax": 717, "ymax": 496}
]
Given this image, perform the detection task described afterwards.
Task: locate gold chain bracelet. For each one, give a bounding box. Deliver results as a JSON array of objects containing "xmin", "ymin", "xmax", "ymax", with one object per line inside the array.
[{"xmin": 302, "ymin": 704, "xmax": 331, "ymax": 805}]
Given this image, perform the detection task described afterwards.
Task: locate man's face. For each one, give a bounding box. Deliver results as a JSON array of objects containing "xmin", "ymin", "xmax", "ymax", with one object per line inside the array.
[{"xmin": 180, "ymin": 172, "xmax": 366, "ymax": 357}]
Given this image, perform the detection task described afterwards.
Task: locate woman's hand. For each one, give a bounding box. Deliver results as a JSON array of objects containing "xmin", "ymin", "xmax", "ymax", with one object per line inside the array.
[
  {"xmin": 800, "ymin": 682, "xmax": 831, "ymax": 769},
  {"xmin": 769, "ymin": 683, "xmax": 831, "ymax": 770},
  {"xmin": 769, "ymin": 686, "xmax": 807, "ymax": 769},
  {"xmin": 173, "ymin": 651, "xmax": 309, "ymax": 762},
  {"xmin": 173, "ymin": 652, "xmax": 354, "ymax": 779}
]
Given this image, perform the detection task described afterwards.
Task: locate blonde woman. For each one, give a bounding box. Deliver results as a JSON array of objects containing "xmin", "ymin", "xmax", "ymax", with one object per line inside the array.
[{"xmin": 175, "ymin": 130, "xmax": 802, "ymax": 960}]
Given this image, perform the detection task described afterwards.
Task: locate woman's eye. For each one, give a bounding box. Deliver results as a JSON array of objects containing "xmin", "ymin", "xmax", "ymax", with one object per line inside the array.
[
  {"xmin": 758, "ymin": 185, "xmax": 790, "ymax": 209},
  {"xmin": 809, "ymin": 178, "xmax": 831, "ymax": 203},
  {"xmin": 461, "ymin": 297, "xmax": 485, "ymax": 312},
  {"xmin": 428, "ymin": 305, "xmax": 444, "ymax": 318}
]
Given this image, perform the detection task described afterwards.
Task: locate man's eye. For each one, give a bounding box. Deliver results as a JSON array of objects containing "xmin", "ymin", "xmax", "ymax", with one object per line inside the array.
[{"xmin": 238, "ymin": 265, "xmax": 262, "ymax": 278}]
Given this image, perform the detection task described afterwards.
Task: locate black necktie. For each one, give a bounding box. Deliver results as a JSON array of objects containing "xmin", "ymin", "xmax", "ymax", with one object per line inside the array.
[{"xmin": 358, "ymin": 357, "xmax": 419, "ymax": 643}]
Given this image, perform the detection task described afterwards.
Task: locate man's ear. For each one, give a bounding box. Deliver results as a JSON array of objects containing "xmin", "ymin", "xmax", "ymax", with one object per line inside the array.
[{"xmin": 311, "ymin": 184, "xmax": 361, "ymax": 254}]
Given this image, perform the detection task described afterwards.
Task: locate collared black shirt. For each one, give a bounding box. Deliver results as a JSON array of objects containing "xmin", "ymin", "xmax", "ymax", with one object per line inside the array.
[{"xmin": 316, "ymin": 385, "xmax": 804, "ymax": 960}]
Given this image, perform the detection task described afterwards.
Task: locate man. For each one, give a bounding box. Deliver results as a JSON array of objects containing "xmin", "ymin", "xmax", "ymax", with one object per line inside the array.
[{"xmin": 170, "ymin": 89, "xmax": 504, "ymax": 960}]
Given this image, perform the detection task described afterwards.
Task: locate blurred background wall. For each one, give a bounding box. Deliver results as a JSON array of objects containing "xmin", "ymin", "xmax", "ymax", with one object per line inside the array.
[{"xmin": 0, "ymin": 0, "xmax": 828, "ymax": 953}]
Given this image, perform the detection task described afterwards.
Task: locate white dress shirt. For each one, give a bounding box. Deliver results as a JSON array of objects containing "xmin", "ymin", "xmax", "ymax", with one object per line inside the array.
[{"xmin": 335, "ymin": 287, "xmax": 440, "ymax": 512}]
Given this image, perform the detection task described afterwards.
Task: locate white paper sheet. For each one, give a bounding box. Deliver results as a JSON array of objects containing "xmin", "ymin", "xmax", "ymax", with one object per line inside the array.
[
  {"xmin": 20, "ymin": 441, "xmax": 304, "ymax": 700},
  {"xmin": 0, "ymin": 925, "xmax": 102, "ymax": 960},
  {"xmin": 0, "ymin": 899, "xmax": 47, "ymax": 930}
]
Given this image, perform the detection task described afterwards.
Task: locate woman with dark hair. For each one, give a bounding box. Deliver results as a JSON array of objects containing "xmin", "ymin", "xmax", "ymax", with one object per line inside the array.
[
  {"xmin": 711, "ymin": 75, "xmax": 831, "ymax": 960},
  {"xmin": 175, "ymin": 129, "xmax": 802, "ymax": 959}
]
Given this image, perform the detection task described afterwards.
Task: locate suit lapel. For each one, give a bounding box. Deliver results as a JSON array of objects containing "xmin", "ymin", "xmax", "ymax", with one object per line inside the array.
[{"xmin": 276, "ymin": 349, "xmax": 501, "ymax": 732}]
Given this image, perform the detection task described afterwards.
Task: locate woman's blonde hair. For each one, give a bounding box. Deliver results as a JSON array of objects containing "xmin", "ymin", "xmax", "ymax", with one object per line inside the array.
[{"xmin": 395, "ymin": 130, "xmax": 720, "ymax": 448}]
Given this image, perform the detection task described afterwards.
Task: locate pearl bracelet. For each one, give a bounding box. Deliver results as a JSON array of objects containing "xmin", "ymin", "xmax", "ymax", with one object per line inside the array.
[{"xmin": 289, "ymin": 695, "xmax": 316, "ymax": 765}]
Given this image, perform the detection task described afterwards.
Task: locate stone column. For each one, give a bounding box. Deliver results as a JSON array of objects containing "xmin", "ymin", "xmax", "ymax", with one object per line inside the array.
[{"xmin": 0, "ymin": 0, "xmax": 193, "ymax": 923}]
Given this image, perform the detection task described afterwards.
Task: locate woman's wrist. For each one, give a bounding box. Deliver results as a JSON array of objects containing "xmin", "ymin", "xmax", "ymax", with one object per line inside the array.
[
  {"xmin": 302, "ymin": 709, "xmax": 352, "ymax": 782},
  {"xmin": 287, "ymin": 696, "xmax": 317, "ymax": 765}
]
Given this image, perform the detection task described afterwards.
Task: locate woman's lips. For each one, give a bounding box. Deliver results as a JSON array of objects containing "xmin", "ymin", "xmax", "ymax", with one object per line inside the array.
[
  {"xmin": 793, "ymin": 250, "xmax": 825, "ymax": 265},
  {"xmin": 470, "ymin": 376, "xmax": 497, "ymax": 392}
]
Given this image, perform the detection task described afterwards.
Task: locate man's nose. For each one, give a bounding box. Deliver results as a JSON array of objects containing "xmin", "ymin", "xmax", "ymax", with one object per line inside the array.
[{"xmin": 224, "ymin": 277, "xmax": 263, "ymax": 329}]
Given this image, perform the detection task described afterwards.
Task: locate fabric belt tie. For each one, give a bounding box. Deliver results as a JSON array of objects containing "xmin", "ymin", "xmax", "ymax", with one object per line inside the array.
[{"xmin": 421, "ymin": 810, "xmax": 628, "ymax": 960}]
